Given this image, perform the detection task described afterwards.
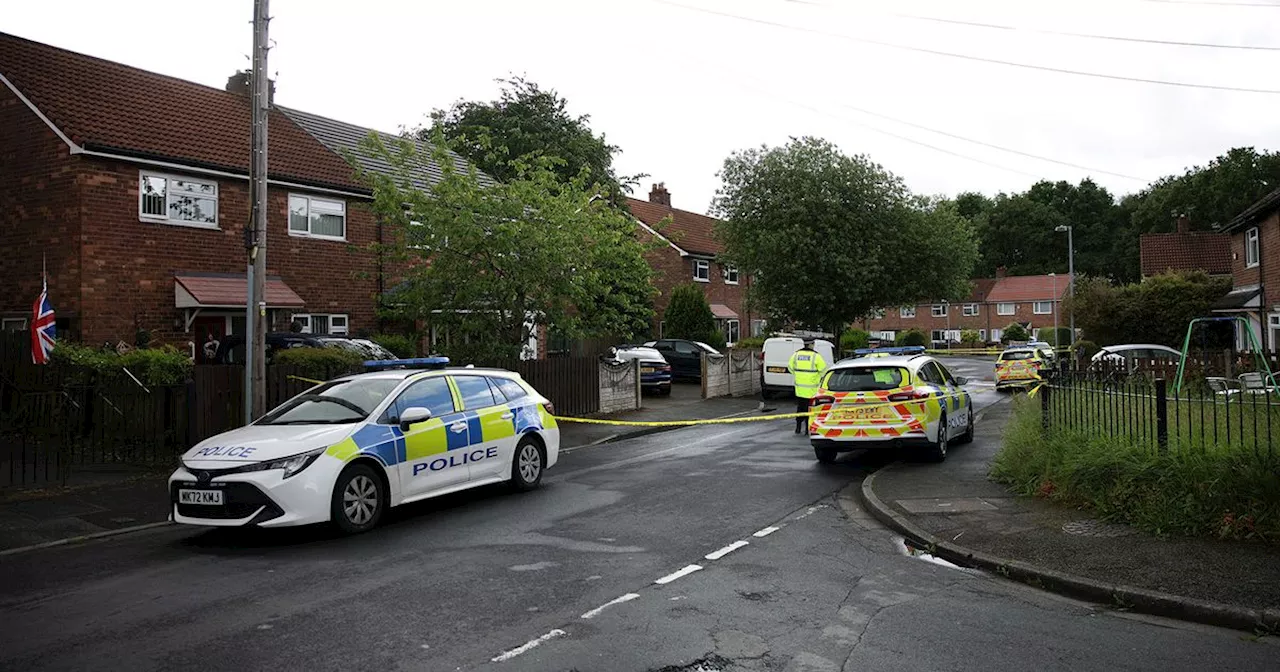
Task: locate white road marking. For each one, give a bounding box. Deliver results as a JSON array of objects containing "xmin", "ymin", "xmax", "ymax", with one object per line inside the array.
[
  {"xmin": 491, "ymin": 629, "xmax": 566, "ymax": 663},
  {"xmin": 580, "ymin": 593, "xmax": 641, "ymax": 619},
  {"xmin": 655, "ymin": 564, "xmax": 704, "ymax": 585},
  {"xmin": 704, "ymin": 540, "xmax": 749, "ymax": 560},
  {"xmin": 752, "ymin": 526, "xmax": 781, "ymax": 538},
  {"xmin": 791, "ymin": 504, "xmax": 828, "ymax": 521}
]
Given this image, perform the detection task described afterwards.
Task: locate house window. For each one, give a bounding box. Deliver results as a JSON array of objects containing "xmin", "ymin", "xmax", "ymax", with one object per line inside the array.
[
  {"xmin": 1, "ymin": 317, "xmax": 27, "ymax": 332},
  {"xmin": 991, "ymin": 328, "xmax": 1002, "ymax": 341},
  {"xmin": 997, "ymin": 303, "xmax": 1015, "ymax": 316},
  {"xmin": 723, "ymin": 265, "xmax": 739, "ymax": 285},
  {"xmin": 724, "ymin": 319, "xmax": 740, "ymax": 345},
  {"xmin": 878, "ymin": 331, "xmax": 895, "ymax": 341},
  {"xmin": 139, "ymin": 171, "xmax": 218, "ymax": 227},
  {"xmin": 932, "ymin": 304, "xmax": 948, "ymax": 318},
  {"xmin": 870, "ymin": 308, "xmax": 886, "ymax": 320},
  {"xmin": 978, "ymin": 329, "xmax": 987, "ymax": 341},
  {"xmin": 963, "ymin": 304, "xmax": 978, "ymax": 316},
  {"xmin": 289, "ymin": 194, "xmax": 346, "ymax": 240},
  {"xmin": 751, "ymin": 319, "xmax": 766, "ymax": 337},
  {"xmin": 293, "ymin": 313, "xmax": 348, "ymax": 335},
  {"xmin": 659, "ymin": 320, "xmax": 665, "ymax": 339},
  {"xmin": 1032, "ymin": 328, "xmax": 1042, "ymax": 340},
  {"xmin": 900, "ymin": 306, "xmax": 916, "ymax": 318},
  {"xmin": 1033, "ymin": 301, "xmax": 1052, "ymax": 315},
  {"xmin": 693, "ymin": 259, "xmax": 710, "ymax": 282},
  {"xmin": 1246, "ymin": 227, "xmax": 1260, "ymax": 268},
  {"xmin": 931, "ymin": 330, "xmax": 947, "ymax": 342}
]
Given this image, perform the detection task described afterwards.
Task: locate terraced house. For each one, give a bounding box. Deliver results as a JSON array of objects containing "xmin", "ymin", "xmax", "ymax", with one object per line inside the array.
[{"xmin": 0, "ymin": 32, "xmax": 481, "ymax": 357}]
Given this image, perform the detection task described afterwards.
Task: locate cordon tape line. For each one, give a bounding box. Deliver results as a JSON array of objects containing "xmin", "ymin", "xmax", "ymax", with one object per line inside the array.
[{"xmin": 289, "ymin": 375, "xmax": 326, "ymax": 385}]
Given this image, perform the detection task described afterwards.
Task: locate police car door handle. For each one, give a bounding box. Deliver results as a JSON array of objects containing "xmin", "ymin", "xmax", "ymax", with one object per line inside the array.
[
  {"xmin": 500, "ymin": 412, "xmax": 514, "ymax": 420},
  {"xmin": 450, "ymin": 422, "xmax": 468, "ymax": 433}
]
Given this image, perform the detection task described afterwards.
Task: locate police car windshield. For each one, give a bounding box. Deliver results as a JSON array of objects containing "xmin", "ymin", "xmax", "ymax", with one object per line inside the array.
[
  {"xmin": 258, "ymin": 378, "xmax": 401, "ymax": 425},
  {"xmin": 825, "ymin": 367, "xmax": 907, "ymax": 392},
  {"xmin": 1001, "ymin": 350, "xmax": 1036, "ymax": 361}
]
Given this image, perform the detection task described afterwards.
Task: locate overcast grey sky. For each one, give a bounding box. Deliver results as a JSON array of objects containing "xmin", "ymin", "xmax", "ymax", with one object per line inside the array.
[{"xmin": 6, "ymin": 0, "xmax": 1279, "ymax": 214}]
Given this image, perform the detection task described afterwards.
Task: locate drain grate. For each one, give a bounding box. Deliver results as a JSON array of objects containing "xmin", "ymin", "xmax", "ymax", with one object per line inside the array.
[
  {"xmin": 1061, "ymin": 519, "xmax": 1137, "ymax": 537},
  {"xmin": 650, "ymin": 654, "xmax": 735, "ymax": 672}
]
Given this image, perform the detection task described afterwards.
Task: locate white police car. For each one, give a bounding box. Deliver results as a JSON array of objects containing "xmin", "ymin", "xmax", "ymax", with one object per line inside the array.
[{"xmin": 169, "ymin": 359, "xmax": 560, "ymax": 534}]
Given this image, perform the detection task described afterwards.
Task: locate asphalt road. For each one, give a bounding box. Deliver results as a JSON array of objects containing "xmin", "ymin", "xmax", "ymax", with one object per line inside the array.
[{"xmin": 0, "ymin": 357, "xmax": 1273, "ymax": 671}]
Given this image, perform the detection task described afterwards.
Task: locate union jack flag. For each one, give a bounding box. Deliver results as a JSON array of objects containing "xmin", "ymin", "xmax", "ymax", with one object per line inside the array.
[{"xmin": 31, "ymin": 281, "xmax": 56, "ymax": 365}]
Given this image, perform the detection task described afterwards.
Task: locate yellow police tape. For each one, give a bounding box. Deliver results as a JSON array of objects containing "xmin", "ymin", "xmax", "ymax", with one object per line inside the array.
[
  {"xmin": 289, "ymin": 375, "xmax": 326, "ymax": 385},
  {"xmin": 553, "ymin": 411, "xmax": 824, "ymax": 427}
]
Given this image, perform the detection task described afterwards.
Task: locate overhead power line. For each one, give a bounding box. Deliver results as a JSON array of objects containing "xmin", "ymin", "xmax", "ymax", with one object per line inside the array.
[
  {"xmin": 1137, "ymin": 0, "xmax": 1280, "ymax": 7},
  {"xmin": 654, "ymin": 0, "xmax": 1280, "ymax": 95},
  {"xmin": 888, "ymin": 11, "xmax": 1280, "ymax": 51}
]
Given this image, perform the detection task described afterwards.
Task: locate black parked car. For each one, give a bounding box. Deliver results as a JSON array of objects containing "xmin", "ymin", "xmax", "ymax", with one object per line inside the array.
[
  {"xmin": 211, "ymin": 333, "xmax": 394, "ymax": 365},
  {"xmin": 643, "ymin": 339, "xmax": 720, "ymax": 381}
]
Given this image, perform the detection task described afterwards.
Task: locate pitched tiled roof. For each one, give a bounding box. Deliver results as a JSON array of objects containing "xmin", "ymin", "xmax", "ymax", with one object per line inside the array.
[
  {"xmin": 0, "ymin": 32, "xmax": 365, "ymax": 192},
  {"xmin": 1139, "ymin": 232, "xmax": 1232, "ymax": 277},
  {"xmin": 627, "ymin": 198, "xmax": 723, "ymax": 256},
  {"xmin": 986, "ymin": 274, "xmax": 1073, "ymax": 303},
  {"xmin": 969, "ymin": 278, "xmax": 997, "ymax": 303},
  {"xmin": 280, "ymin": 107, "xmax": 494, "ymax": 191}
]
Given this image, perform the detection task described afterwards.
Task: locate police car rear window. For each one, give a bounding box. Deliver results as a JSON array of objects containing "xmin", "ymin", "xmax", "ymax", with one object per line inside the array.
[
  {"xmin": 1001, "ymin": 350, "xmax": 1036, "ymax": 361},
  {"xmin": 824, "ymin": 367, "xmax": 907, "ymax": 392}
]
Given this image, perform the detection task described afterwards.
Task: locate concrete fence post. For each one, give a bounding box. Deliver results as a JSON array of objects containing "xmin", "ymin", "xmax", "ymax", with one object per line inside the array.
[{"xmin": 634, "ymin": 358, "xmax": 641, "ymax": 410}]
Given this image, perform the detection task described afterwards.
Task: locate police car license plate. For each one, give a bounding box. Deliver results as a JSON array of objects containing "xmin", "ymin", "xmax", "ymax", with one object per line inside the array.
[
  {"xmin": 178, "ymin": 489, "xmax": 224, "ymax": 505},
  {"xmin": 833, "ymin": 406, "xmax": 895, "ymax": 421},
  {"xmin": 766, "ymin": 366, "xmax": 788, "ymax": 373}
]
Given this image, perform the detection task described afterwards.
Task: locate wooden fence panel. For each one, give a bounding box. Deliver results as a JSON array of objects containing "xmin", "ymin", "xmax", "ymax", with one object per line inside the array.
[{"xmin": 480, "ymin": 357, "xmax": 600, "ymax": 417}]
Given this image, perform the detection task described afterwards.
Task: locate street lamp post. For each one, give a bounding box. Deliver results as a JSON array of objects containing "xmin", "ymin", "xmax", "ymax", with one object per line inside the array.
[
  {"xmin": 1050, "ymin": 273, "xmax": 1058, "ymax": 346},
  {"xmin": 1054, "ymin": 225, "xmax": 1075, "ymax": 345}
]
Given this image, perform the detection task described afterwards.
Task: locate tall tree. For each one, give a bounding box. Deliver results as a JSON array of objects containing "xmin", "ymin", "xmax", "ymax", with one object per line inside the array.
[
  {"xmin": 712, "ymin": 137, "xmax": 978, "ymax": 332},
  {"xmin": 360, "ymin": 132, "xmax": 655, "ymax": 361},
  {"xmin": 430, "ymin": 76, "xmax": 638, "ymax": 201},
  {"xmin": 1125, "ymin": 147, "xmax": 1280, "ymax": 234}
]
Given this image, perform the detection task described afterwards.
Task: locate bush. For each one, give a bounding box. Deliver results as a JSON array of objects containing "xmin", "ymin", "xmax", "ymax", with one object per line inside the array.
[
  {"xmin": 840, "ymin": 328, "xmax": 870, "ymax": 351},
  {"xmin": 1040, "ymin": 327, "xmax": 1074, "ymax": 348},
  {"xmin": 992, "ymin": 398, "xmax": 1280, "ymax": 541},
  {"xmin": 733, "ymin": 336, "xmax": 766, "ymax": 350},
  {"xmin": 1066, "ymin": 271, "xmax": 1232, "ymax": 347},
  {"xmin": 1072, "ymin": 339, "xmax": 1100, "ymax": 359},
  {"xmin": 664, "ymin": 283, "xmax": 727, "ymax": 350},
  {"xmin": 959, "ymin": 329, "xmax": 981, "ymax": 345},
  {"xmin": 1002, "ymin": 323, "xmax": 1030, "ymax": 343},
  {"xmin": 51, "ymin": 342, "xmax": 192, "ymax": 386},
  {"xmin": 704, "ymin": 329, "xmax": 727, "ymax": 352},
  {"xmin": 895, "ymin": 329, "xmax": 927, "ymax": 347},
  {"xmin": 272, "ymin": 347, "xmax": 364, "ymax": 379},
  {"xmin": 371, "ymin": 333, "xmax": 417, "ymax": 358}
]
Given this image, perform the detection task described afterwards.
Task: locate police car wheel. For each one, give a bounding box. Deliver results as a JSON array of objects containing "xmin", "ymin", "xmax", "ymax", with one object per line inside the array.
[
  {"xmin": 814, "ymin": 446, "xmax": 837, "ymax": 464},
  {"xmin": 926, "ymin": 415, "xmax": 949, "ymax": 463},
  {"xmin": 956, "ymin": 410, "xmax": 975, "ymax": 445},
  {"xmin": 331, "ymin": 464, "xmax": 385, "ymax": 534},
  {"xmin": 510, "ymin": 438, "xmax": 544, "ymax": 492}
]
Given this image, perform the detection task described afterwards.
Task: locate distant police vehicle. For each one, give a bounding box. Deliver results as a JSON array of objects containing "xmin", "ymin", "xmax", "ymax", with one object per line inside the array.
[
  {"xmin": 995, "ymin": 347, "xmax": 1044, "ymax": 390},
  {"xmin": 169, "ymin": 358, "xmax": 560, "ymax": 534},
  {"xmin": 808, "ymin": 347, "xmax": 974, "ymax": 464}
]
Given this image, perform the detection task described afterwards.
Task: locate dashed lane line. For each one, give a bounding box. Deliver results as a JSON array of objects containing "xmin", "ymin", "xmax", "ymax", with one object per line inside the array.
[
  {"xmin": 654, "ymin": 564, "xmax": 704, "ymax": 585},
  {"xmin": 704, "ymin": 540, "xmax": 749, "ymax": 560},
  {"xmin": 491, "ymin": 629, "xmax": 567, "ymax": 663},
  {"xmin": 752, "ymin": 526, "xmax": 781, "ymax": 538},
  {"xmin": 580, "ymin": 593, "xmax": 641, "ymax": 620}
]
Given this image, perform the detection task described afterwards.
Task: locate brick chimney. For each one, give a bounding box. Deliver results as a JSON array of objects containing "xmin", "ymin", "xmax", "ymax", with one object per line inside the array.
[
  {"xmin": 995, "ymin": 266, "xmax": 1007, "ymax": 279},
  {"xmin": 1175, "ymin": 213, "xmax": 1190, "ymax": 233},
  {"xmin": 649, "ymin": 182, "xmax": 671, "ymax": 207},
  {"xmin": 226, "ymin": 70, "xmax": 275, "ymax": 105}
]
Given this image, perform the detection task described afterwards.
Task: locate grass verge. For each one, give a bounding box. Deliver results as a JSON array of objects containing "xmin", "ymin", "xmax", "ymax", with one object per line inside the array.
[{"xmin": 991, "ymin": 396, "xmax": 1280, "ymax": 541}]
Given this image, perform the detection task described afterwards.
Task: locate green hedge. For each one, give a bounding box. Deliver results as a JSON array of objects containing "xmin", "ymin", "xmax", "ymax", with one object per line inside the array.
[
  {"xmin": 51, "ymin": 342, "xmax": 192, "ymax": 386},
  {"xmin": 733, "ymin": 336, "xmax": 766, "ymax": 350},
  {"xmin": 840, "ymin": 328, "xmax": 870, "ymax": 351},
  {"xmin": 273, "ymin": 347, "xmax": 364, "ymax": 379},
  {"xmin": 895, "ymin": 329, "xmax": 927, "ymax": 347},
  {"xmin": 371, "ymin": 333, "xmax": 417, "ymax": 358}
]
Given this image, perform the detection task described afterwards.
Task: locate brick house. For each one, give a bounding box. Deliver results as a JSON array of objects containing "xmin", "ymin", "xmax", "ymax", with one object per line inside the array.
[
  {"xmin": 1139, "ymin": 214, "xmax": 1231, "ymax": 279},
  {"xmin": 627, "ymin": 184, "xmax": 755, "ymax": 345},
  {"xmin": 1214, "ymin": 187, "xmax": 1280, "ymax": 350},
  {"xmin": 0, "ymin": 33, "xmax": 481, "ymax": 359},
  {"xmin": 861, "ymin": 270, "xmax": 1072, "ymax": 344}
]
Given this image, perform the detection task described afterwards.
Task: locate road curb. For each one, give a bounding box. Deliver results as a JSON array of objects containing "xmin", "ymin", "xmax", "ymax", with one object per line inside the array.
[
  {"xmin": 859, "ymin": 466, "xmax": 1280, "ymax": 633},
  {"xmin": 0, "ymin": 521, "xmax": 173, "ymax": 557}
]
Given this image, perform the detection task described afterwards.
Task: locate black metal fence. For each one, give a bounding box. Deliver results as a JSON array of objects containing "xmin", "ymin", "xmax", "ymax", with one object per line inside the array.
[{"xmin": 1041, "ymin": 368, "xmax": 1280, "ymax": 461}]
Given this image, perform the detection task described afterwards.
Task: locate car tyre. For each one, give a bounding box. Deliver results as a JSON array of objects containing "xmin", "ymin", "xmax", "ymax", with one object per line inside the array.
[
  {"xmin": 956, "ymin": 409, "xmax": 975, "ymax": 445},
  {"xmin": 331, "ymin": 463, "xmax": 385, "ymax": 535},
  {"xmin": 511, "ymin": 436, "xmax": 545, "ymax": 492},
  {"xmin": 926, "ymin": 413, "xmax": 949, "ymax": 462},
  {"xmin": 814, "ymin": 446, "xmax": 837, "ymax": 464}
]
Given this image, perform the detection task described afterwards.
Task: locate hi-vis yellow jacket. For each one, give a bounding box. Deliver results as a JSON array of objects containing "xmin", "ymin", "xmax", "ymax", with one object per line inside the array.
[{"xmin": 789, "ymin": 348, "xmax": 828, "ymax": 399}]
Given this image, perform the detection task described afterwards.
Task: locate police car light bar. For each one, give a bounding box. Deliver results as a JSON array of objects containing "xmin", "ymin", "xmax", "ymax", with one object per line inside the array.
[
  {"xmin": 851, "ymin": 346, "xmax": 925, "ymax": 357},
  {"xmin": 363, "ymin": 357, "xmax": 451, "ymax": 371}
]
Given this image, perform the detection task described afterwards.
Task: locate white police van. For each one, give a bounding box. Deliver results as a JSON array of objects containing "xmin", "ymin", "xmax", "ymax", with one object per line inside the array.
[{"xmin": 169, "ymin": 358, "xmax": 560, "ymax": 534}]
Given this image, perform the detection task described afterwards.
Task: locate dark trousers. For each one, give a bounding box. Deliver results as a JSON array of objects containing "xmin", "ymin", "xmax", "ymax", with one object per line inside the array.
[{"xmin": 796, "ymin": 396, "xmax": 809, "ymax": 433}]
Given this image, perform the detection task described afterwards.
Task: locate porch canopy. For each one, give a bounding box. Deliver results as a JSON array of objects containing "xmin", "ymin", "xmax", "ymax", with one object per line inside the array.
[
  {"xmin": 175, "ymin": 273, "xmax": 306, "ymax": 309},
  {"xmin": 1210, "ymin": 288, "xmax": 1260, "ymax": 312},
  {"xmin": 710, "ymin": 303, "xmax": 738, "ymax": 320}
]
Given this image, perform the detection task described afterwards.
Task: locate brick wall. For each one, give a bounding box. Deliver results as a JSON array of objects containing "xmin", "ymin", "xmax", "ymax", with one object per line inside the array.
[
  {"xmin": 864, "ymin": 301, "xmax": 1065, "ymax": 341},
  {"xmin": 0, "ymin": 84, "xmax": 82, "ymax": 332},
  {"xmin": 643, "ymin": 234, "xmax": 753, "ymax": 341}
]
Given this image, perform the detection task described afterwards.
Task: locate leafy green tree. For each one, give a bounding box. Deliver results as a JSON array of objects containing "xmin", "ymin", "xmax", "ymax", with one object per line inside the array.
[
  {"xmin": 896, "ymin": 329, "xmax": 927, "ymax": 347},
  {"xmin": 1065, "ymin": 271, "xmax": 1232, "ymax": 348},
  {"xmin": 361, "ymin": 131, "xmax": 655, "ymax": 361},
  {"xmin": 840, "ymin": 328, "xmax": 870, "ymax": 351},
  {"xmin": 714, "ymin": 138, "xmax": 978, "ymax": 332},
  {"xmin": 664, "ymin": 283, "xmax": 718, "ymax": 343},
  {"xmin": 1125, "ymin": 147, "xmax": 1280, "ymax": 234},
  {"xmin": 1002, "ymin": 323, "xmax": 1030, "ymax": 343},
  {"xmin": 430, "ymin": 77, "xmax": 638, "ymax": 202}
]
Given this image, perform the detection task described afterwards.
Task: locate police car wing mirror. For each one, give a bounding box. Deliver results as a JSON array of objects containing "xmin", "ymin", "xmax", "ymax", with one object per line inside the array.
[
  {"xmin": 399, "ymin": 407, "xmax": 432, "ymax": 432},
  {"xmin": 954, "ymin": 376, "xmax": 969, "ymax": 386}
]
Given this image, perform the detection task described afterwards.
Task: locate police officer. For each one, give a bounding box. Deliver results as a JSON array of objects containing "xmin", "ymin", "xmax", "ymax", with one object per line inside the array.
[{"xmin": 788, "ymin": 339, "xmax": 828, "ymax": 434}]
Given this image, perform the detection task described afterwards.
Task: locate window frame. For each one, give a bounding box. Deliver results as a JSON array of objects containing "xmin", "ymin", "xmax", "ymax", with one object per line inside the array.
[
  {"xmin": 978, "ymin": 329, "xmax": 987, "ymax": 341},
  {"xmin": 693, "ymin": 259, "xmax": 710, "ymax": 283},
  {"xmin": 723, "ymin": 264, "xmax": 739, "ymax": 285},
  {"xmin": 1, "ymin": 317, "xmax": 27, "ymax": 332},
  {"xmin": 381, "ymin": 376, "xmax": 456, "ymax": 425},
  {"xmin": 900, "ymin": 306, "xmax": 917, "ymax": 319},
  {"xmin": 1246, "ymin": 227, "xmax": 1260, "ymax": 268},
  {"xmin": 930, "ymin": 329, "xmax": 946, "ymax": 342},
  {"xmin": 997, "ymin": 303, "xmax": 1016, "ymax": 316},
  {"xmin": 1033, "ymin": 301, "xmax": 1052, "ymax": 315},
  {"xmin": 289, "ymin": 193, "xmax": 347, "ymax": 241},
  {"xmin": 292, "ymin": 313, "xmax": 348, "ymax": 335},
  {"xmin": 931, "ymin": 304, "xmax": 948, "ymax": 318},
  {"xmin": 452, "ymin": 374, "xmax": 500, "ymax": 411},
  {"xmin": 962, "ymin": 303, "xmax": 979, "ymax": 316},
  {"xmin": 725, "ymin": 319, "xmax": 740, "ymax": 345},
  {"xmin": 138, "ymin": 170, "xmax": 219, "ymax": 229}
]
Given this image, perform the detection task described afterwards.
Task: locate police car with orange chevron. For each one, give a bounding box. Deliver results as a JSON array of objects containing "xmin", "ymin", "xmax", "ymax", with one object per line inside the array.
[{"xmin": 168, "ymin": 357, "xmax": 560, "ymax": 534}]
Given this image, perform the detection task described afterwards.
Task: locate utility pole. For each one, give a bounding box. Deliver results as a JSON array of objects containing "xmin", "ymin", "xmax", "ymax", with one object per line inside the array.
[{"xmin": 245, "ymin": 0, "xmax": 270, "ymax": 422}]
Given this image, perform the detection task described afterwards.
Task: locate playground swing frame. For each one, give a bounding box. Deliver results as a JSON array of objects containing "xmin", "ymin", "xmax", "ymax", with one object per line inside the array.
[{"xmin": 1172, "ymin": 316, "xmax": 1276, "ymax": 396}]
